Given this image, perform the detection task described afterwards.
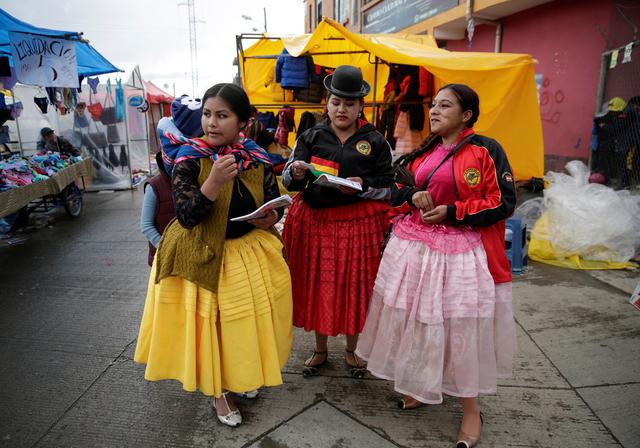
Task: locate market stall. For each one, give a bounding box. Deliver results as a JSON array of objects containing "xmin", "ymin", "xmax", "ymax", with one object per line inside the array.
[
  {"xmin": 144, "ymin": 80, "xmax": 173, "ymax": 155},
  {"xmin": 0, "ymin": 8, "xmax": 120, "ymax": 226},
  {"xmin": 237, "ymin": 17, "xmax": 544, "ymax": 182},
  {"xmin": 0, "ymin": 157, "xmax": 94, "ymax": 218}
]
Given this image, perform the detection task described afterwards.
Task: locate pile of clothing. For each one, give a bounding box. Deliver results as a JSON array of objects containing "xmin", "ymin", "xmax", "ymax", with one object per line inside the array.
[{"xmin": 0, "ymin": 153, "xmax": 83, "ymax": 191}]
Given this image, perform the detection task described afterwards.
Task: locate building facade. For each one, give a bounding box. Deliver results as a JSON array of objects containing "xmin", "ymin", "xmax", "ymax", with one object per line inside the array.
[{"xmin": 305, "ymin": 0, "xmax": 640, "ymax": 173}]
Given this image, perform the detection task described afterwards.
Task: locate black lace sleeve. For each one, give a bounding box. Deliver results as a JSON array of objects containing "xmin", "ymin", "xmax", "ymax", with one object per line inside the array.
[
  {"xmin": 264, "ymin": 164, "xmax": 285, "ymax": 220},
  {"xmin": 172, "ymin": 159, "xmax": 214, "ymax": 228}
]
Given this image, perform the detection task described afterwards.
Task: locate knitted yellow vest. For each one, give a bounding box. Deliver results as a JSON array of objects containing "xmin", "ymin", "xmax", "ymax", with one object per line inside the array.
[{"xmin": 154, "ymin": 159, "xmax": 269, "ymax": 293}]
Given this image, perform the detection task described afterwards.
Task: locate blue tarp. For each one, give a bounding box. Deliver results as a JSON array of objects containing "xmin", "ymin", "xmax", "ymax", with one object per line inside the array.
[{"xmin": 0, "ymin": 8, "xmax": 121, "ymax": 78}]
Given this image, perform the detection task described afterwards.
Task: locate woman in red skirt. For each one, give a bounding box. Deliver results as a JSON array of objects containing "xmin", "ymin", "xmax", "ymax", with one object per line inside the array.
[{"xmin": 282, "ymin": 65, "xmax": 393, "ymax": 377}]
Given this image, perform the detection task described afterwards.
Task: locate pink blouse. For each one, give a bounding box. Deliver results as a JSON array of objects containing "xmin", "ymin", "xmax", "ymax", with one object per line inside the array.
[{"xmin": 392, "ymin": 143, "xmax": 481, "ymax": 254}]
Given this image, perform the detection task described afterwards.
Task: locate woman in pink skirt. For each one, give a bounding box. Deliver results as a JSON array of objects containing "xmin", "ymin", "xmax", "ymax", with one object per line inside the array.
[{"xmin": 356, "ymin": 84, "xmax": 517, "ymax": 448}]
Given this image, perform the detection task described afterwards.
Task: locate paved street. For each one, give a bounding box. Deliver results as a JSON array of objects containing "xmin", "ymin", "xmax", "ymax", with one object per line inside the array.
[{"xmin": 1, "ymin": 189, "xmax": 638, "ymax": 448}]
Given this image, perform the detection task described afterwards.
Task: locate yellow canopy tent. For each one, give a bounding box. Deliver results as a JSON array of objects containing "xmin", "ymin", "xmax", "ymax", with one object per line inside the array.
[{"xmin": 238, "ymin": 18, "xmax": 543, "ymax": 181}]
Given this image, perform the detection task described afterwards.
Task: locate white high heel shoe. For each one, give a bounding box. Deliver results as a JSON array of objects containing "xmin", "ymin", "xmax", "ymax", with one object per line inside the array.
[
  {"xmin": 236, "ymin": 389, "xmax": 259, "ymax": 399},
  {"xmin": 212, "ymin": 392, "xmax": 242, "ymax": 427}
]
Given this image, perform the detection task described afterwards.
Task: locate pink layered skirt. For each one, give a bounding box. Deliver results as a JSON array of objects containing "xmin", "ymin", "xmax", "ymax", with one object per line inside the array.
[{"xmin": 356, "ymin": 214, "xmax": 516, "ymax": 404}]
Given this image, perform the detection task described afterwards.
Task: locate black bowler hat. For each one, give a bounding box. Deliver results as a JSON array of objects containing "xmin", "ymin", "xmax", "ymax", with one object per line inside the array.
[{"xmin": 323, "ymin": 65, "xmax": 371, "ymax": 99}]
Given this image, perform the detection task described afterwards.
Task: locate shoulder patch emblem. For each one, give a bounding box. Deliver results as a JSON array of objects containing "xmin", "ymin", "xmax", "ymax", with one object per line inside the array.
[
  {"xmin": 502, "ymin": 171, "xmax": 514, "ymax": 183},
  {"xmin": 463, "ymin": 167, "xmax": 481, "ymax": 187},
  {"xmin": 355, "ymin": 140, "xmax": 372, "ymax": 156}
]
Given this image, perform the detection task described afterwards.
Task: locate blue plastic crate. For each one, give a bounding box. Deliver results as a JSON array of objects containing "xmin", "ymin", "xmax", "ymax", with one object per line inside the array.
[{"xmin": 505, "ymin": 217, "xmax": 528, "ymax": 273}]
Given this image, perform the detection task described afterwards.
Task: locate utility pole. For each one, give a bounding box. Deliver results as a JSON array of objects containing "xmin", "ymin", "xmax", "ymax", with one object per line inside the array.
[
  {"xmin": 178, "ymin": 0, "xmax": 200, "ymax": 97},
  {"xmin": 263, "ymin": 7, "xmax": 268, "ymax": 33}
]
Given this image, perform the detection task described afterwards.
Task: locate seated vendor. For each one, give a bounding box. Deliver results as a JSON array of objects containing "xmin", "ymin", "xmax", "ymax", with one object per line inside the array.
[{"xmin": 37, "ymin": 127, "xmax": 81, "ymax": 157}]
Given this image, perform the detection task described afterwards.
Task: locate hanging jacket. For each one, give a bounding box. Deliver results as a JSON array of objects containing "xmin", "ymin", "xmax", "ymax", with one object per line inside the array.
[
  {"xmin": 257, "ymin": 111, "xmax": 277, "ymax": 130},
  {"xmin": 275, "ymin": 49, "xmax": 315, "ymax": 90},
  {"xmin": 108, "ymin": 144, "xmax": 119, "ymax": 167},
  {"xmin": 115, "ymin": 79, "xmax": 125, "ymax": 122},
  {"xmin": 297, "ymin": 111, "xmax": 317, "ymax": 137},
  {"xmin": 283, "ymin": 120, "xmax": 393, "ymax": 209},
  {"xmin": 391, "ymin": 127, "xmax": 516, "ymax": 283},
  {"xmin": 274, "ymin": 106, "xmax": 296, "ymax": 146},
  {"xmin": 119, "ymin": 145, "xmax": 128, "ymax": 169}
]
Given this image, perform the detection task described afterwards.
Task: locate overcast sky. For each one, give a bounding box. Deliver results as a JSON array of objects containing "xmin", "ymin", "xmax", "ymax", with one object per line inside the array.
[{"xmin": 3, "ymin": 0, "xmax": 305, "ymax": 97}]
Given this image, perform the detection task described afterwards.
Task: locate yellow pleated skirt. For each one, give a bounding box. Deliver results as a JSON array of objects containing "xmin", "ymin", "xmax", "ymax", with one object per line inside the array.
[{"xmin": 134, "ymin": 229, "xmax": 293, "ymax": 397}]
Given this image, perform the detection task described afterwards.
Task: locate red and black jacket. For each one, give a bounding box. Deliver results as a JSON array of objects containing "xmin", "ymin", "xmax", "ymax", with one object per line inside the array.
[{"xmin": 392, "ymin": 128, "xmax": 516, "ymax": 283}]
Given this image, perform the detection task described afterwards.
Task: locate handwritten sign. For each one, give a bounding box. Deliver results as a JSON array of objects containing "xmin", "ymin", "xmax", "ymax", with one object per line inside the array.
[{"xmin": 9, "ymin": 31, "xmax": 79, "ymax": 88}]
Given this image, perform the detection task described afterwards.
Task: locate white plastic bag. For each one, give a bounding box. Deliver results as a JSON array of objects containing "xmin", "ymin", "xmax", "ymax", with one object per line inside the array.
[
  {"xmin": 541, "ymin": 160, "xmax": 640, "ymax": 263},
  {"xmin": 514, "ymin": 197, "xmax": 545, "ymax": 238}
]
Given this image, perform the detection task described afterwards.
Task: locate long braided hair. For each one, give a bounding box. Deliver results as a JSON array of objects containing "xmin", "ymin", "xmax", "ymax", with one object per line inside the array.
[{"xmin": 393, "ymin": 83, "xmax": 480, "ymax": 171}]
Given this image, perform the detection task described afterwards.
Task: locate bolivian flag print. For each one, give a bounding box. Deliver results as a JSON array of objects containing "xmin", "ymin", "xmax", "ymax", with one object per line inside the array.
[{"xmin": 310, "ymin": 156, "xmax": 339, "ymax": 176}]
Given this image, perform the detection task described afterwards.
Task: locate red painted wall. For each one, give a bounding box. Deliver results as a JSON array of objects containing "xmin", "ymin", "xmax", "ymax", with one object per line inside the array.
[{"xmin": 446, "ymin": 0, "xmax": 615, "ymax": 167}]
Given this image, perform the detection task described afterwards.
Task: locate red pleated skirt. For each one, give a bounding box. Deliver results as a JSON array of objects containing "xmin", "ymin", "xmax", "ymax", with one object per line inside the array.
[{"xmin": 282, "ymin": 196, "xmax": 391, "ymax": 336}]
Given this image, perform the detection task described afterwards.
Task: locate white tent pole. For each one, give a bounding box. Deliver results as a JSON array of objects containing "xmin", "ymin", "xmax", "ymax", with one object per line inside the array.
[
  {"xmin": 143, "ymin": 95, "xmax": 151, "ymax": 175},
  {"xmin": 122, "ymin": 84, "xmax": 133, "ymax": 188}
]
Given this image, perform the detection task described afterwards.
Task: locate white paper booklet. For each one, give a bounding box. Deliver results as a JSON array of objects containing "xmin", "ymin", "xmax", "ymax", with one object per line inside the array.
[
  {"xmin": 313, "ymin": 173, "xmax": 363, "ymax": 191},
  {"xmin": 229, "ymin": 195, "xmax": 293, "ymax": 222}
]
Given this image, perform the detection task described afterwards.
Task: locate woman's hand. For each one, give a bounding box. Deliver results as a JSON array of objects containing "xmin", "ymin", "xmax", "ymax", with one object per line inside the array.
[
  {"xmin": 338, "ymin": 177, "xmax": 363, "ymax": 195},
  {"xmin": 421, "ymin": 205, "xmax": 448, "ymax": 224},
  {"xmin": 291, "ymin": 161, "xmax": 309, "ymax": 180},
  {"xmin": 210, "ymin": 154, "xmax": 238, "ymax": 185},
  {"xmin": 248, "ymin": 209, "xmax": 279, "ymax": 229},
  {"xmin": 411, "ymin": 191, "xmax": 434, "ymax": 211},
  {"xmin": 200, "ymin": 154, "xmax": 238, "ymax": 201}
]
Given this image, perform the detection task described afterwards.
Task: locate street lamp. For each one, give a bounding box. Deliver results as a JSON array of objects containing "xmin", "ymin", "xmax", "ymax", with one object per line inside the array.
[{"xmin": 241, "ymin": 8, "xmax": 267, "ymax": 33}]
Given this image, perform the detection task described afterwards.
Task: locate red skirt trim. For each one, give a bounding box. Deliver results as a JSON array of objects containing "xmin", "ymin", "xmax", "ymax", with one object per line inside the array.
[{"xmin": 283, "ymin": 196, "xmax": 391, "ymax": 336}]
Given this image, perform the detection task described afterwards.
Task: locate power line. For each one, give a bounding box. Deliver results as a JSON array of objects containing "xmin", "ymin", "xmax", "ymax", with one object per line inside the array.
[{"xmin": 178, "ymin": 0, "xmax": 203, "ymax": 97}]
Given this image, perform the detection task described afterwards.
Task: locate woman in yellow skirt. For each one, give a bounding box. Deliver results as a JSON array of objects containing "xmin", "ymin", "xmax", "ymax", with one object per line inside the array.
[{"xmin": 134, "ymin": 83, "xmax": 292, "ymax": 427}]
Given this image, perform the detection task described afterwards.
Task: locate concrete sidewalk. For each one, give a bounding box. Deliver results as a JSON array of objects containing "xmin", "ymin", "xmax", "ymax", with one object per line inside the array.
[{"xmin": 0, "ymin": 189, "xmax": 638, "ymax": 448}]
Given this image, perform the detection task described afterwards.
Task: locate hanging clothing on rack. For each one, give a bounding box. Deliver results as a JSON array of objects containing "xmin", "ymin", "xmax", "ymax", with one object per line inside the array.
[
  {"xmin": 418, "ymin": 67, "xmax": 433, "ymax": 98},
  {"xmin": 393, "ymin": 110, "xmax": 422, "ymax": 155},
  {"xmin": 108, "ymin": 144, "xmax": 119, "ymax": 168},
  {"xmin": 115, "ymin": 79, "xmax": 125, "ymax": 122},
  {"xmin": 88, "ymin": 77, "xmax": 100, "ymax": 94},
  {"xmin": 275, "ymin": 49, "xmax": 316, "ymax": 90},
  {"xmin": 274, "ymin": 106, "xmax": 295, "ymax": 146},
  {"xmin": 34, "ymin": 96, "xmax": 48, "ymax": 114},
  {"xmin": 0, "ymin": 65, "xmax": 17, "ymax": 91},
  {"xmin": 9, "ymin": 102, "xmax": 23, "ymax": 119},
  {"xmin": 297, "ymin": 111, "xmax": 317, "ymax": 137},
  {"xmin": 0, "ymin": 57, "xmax": 10, "ymax": 77},
  {"xmin": 119, "ymin": 145, "xmax": 128, "ymax": 171}
]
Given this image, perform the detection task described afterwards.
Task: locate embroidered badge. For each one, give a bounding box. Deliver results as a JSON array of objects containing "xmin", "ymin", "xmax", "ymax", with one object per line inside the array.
[
  {"xmin": 502, "ymin": 171, "xmax": 514, "ymax": 183},
  {"xmin": 463, "ymin": 168, "xmax": 481, "ymax": 187},
  {"xmin": 355, "ymin": 140, "xmax": 372, "ymax": 156}
]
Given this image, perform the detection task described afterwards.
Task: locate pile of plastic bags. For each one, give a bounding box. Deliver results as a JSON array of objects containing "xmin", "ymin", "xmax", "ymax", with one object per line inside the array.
[{"xmin": 528, "ymin": 160, "xmax": 640, "ymax": 269}]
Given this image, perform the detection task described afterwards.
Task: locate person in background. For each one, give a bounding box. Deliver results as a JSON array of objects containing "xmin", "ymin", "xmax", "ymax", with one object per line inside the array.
[
  {"xmin": 140, "ymin": 151, "xmax": 175, "ymax": 266},
  {"xmin": 37, "ymin": 127, "xmax": 81, "ymax": 157},
  {"xmin": 357, "ymin": 84, "xmax": 517, "ymax": 448},
  {"xmin": 282, "ymin": 65, "xmax": 393, "ymax": 379},
  {"xmin": 140, "ymin": 95, "xmax": 204, "ymax": 267},
  {"xmin": 134, "ymin": 83, "xmax": 292, "ymax": 428}
]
